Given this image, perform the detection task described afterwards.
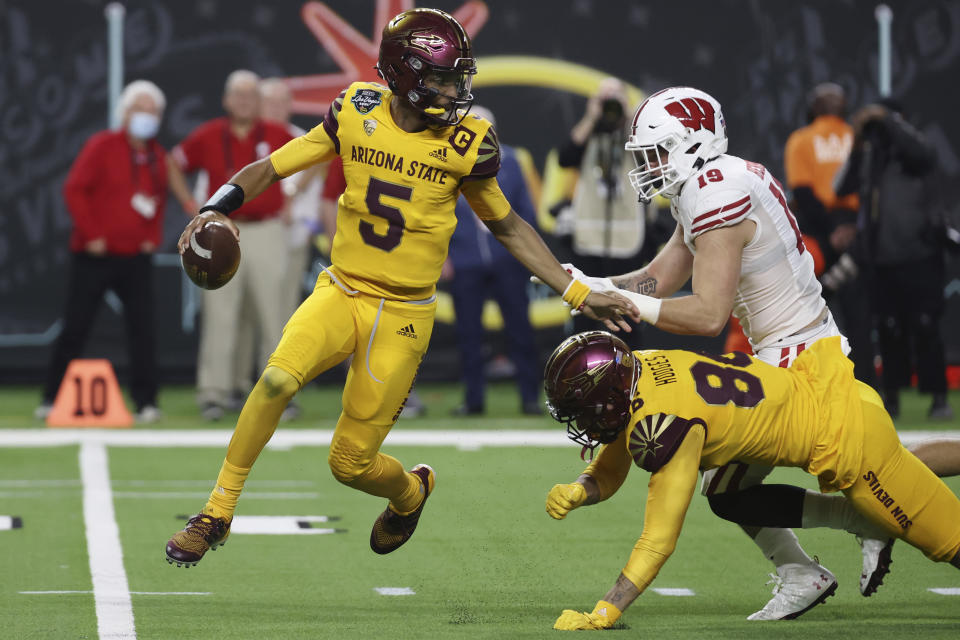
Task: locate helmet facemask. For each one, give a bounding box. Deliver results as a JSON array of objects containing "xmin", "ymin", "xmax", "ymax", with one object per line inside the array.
[
  {"xmin": 544, "ymin": 332, "xmax": 640, "ymax": 458},
  {"xmin": 549, "ymin": 385, "xmax": 635, "ymax": 455},
  {"xmin": 626, "ymin": 134, "xmax": 686, "ymax": 203},
  {"xmin": 407, "ymin": 56, "xmax": 476, "ymax": 125}
]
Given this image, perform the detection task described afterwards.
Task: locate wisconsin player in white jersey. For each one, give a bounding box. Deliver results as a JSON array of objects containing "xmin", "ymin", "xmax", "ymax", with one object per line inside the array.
[{"xmin": 563, "ymin": 87, "xmax": 889, "ymax": 620}]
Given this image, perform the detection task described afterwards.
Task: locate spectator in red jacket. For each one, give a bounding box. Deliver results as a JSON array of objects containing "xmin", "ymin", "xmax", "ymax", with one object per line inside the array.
[
  {"xmin": 36, "ymin": 80, "xmax": 169, "ymax": 423},
  {"xmin": 167, "ymin": 70, "xmax": 294, "ymax": 421}
]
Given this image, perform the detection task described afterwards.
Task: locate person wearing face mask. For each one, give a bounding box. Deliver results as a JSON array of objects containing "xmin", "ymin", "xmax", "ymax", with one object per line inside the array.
[
  {"xmin": 166, "ymin": 70, "xmax": 294, "ymax": 421},
  {"xmin": 35, "ymin": 80, "xmax": 169, "ymax": 423}
]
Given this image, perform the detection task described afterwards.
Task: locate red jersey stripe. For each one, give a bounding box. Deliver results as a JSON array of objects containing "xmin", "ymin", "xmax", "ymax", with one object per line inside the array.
[
  {"xmin": 691, "ymin": 194, "xmax": 751, "ymax": 223},
  {"xmin": 690, "ymin": 202, "xmax": 751, "ymax": 233},
  {"xmin": 778, "ymin": 346, "xmax": 791, "ymax": 368}
]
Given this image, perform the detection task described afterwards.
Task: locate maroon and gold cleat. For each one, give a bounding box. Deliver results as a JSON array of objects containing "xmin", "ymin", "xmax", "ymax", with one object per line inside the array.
[
  {"xmin": 370, "ymin": 464, "xmax": 435, "ymax": 555},
  {"xmin": 165, "ymin": 513, "xmax": 231, "ymax": 567}
]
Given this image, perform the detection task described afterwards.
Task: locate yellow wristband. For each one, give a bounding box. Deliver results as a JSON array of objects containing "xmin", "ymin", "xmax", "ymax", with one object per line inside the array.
[
  {"xmin": 562, "ymin": 279, "xmax": 591, "ymax": 311},
  {"xmin": 591, "ymin": 600, "xmax": 622, "ymax": 625}
]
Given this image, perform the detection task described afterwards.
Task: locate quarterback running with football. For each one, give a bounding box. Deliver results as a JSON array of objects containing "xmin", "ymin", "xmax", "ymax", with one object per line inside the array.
[
  {"xmin": 558, "ymin": 86, "xmax": 897, "ymax": 619},
  {"xmin": 543, "ymin": 331, "xmax": 960, "ymax": 630},
  {"xmin": 165, "ymin": 8, "xmax": 637, "ymax": 566}
]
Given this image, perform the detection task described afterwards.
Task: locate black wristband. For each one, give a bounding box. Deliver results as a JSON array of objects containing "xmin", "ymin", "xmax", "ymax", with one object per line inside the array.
[{"xmin": 199, "ymin": 182, "xmax": 245, "ymax": 217}]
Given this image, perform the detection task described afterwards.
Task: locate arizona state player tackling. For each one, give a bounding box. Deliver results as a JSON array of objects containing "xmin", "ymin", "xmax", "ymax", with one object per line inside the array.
[
  {"xmin": 164, "ymin": 8, "xmax": 636, "ymax": 566},
  {"xmin": 543, "ymin": 332, "xmax": 960, "ymax": 630},
  {"xmin": 564, "ymin": 87, "xmax": 887, "ymax": 618}
]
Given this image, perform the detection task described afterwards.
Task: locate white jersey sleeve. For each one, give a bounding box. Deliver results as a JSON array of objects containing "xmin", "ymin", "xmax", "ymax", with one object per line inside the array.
[
  {"xmin": 684, "ymin": 183, "xmax": 753, "ymax": 240},
  {"xmin": 673, "ymin": 155, "xmax": 827, "ymax": 351}
]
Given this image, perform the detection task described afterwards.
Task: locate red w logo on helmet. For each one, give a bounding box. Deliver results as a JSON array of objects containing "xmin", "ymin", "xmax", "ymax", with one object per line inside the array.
[{"xmin": 664, "ymin": 97, "xmax": 716, "ymax": 133}]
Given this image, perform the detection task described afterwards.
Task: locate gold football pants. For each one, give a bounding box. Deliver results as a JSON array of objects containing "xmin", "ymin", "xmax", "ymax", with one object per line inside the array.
[
  {"xmin": 270, "ymin": 272, "xmax": 436, "ymax": 504},
  {"xmin": 844, "ymin": 384, "xmax": 960, "ymax": 562}
]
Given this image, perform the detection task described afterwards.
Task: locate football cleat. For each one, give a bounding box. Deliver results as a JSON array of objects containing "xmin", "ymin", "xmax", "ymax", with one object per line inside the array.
[
  {"xmin": 370, "ymin": 464, "xmax": 435, "ymax": 554},
  {"xmin": 859, "ymin": 537, "xmax": 894, "ymax": 596},
  {"xmin": 747, "ymin": 560, "xmax": 837, "ymax": 620},
  {"xmin": 165, "ymin": 513, "xmax": 231, "ymax": 567}
]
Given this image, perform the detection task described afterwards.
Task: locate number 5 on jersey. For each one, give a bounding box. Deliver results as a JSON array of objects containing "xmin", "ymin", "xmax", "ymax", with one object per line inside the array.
[{"xmin": 362, "ymin": 176, "xmax": 411, "ymax": 251}]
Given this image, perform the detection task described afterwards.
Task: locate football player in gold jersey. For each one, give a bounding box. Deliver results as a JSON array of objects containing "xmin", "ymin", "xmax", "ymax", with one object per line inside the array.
[
  {"xmin": 543, "ymin": 331, "xmax": 960, "ymax": 629},
  {"xmin": 165, "ymin": 8, "xmax": 638, "ymax": 566}
]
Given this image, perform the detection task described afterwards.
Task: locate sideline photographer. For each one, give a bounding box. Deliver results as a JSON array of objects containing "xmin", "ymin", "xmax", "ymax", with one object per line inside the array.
[
  {"xmin": 835, "ymin": 100, "xmax": 953, "ymax": 419},
  {"xmin": 555, "ymin": 78, "xmax": 649, "ymax": 345}
]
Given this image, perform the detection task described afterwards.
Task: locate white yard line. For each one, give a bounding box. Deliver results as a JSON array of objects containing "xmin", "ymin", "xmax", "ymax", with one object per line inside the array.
[
  {"xmin": 652, "ymin": 588, "xmax": 696, "ymax": 596},
  {"xmin": 111, "ymin": 491, "xmax": 320, "ymax": 500},
  {"xmin": 20, "ymin": 591, "xmax": 210, "ymax": 596},
  {"xmin": 119, "ymin": 479, "xmax": 315, "ymax": 487},
  {"xmin": 0, "ymin": 479, "xmax": 80, "ymax": 487},
  {"xmin": 80, "ymin": 442, "xmax": 136, "ymax": 640},
  {"xmin": 374, "ymin": 587, "xmax": 415, "ymax": 596},
  {"xmin": 2, "ymin": 429, "xmax": 956, "ymax": 449},
  {"xmin": 0, "ymin": 479, "xmax": 314, "ymax": 488},
  {"xmin": 229, "ymin": 515, "xmax": 341, "ymax": 535}
]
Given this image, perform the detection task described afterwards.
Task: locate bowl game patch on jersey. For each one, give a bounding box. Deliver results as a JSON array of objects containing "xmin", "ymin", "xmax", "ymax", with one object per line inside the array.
[{"xmin": 352, "ymin": 89, "xmax": 383, "ymax": 114}]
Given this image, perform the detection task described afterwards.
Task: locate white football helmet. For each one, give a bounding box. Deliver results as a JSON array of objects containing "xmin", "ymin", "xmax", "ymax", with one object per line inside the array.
[{"xmin": 625, "ymin": 87, "xmax": 727, "ymax": 202}]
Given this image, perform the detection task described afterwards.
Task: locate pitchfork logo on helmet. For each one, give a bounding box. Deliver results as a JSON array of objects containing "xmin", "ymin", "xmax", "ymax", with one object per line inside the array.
[
  {"xmin": 376, "ymin": 8, "xmax": 477, "ymax": 126},
  {"xmin": 562, "ymin": 360, "xmax": 614, "ymax": 400},
  {"xmin": 544, "ymin": 331, "xmax": 640, "ymax": 455},
  {"xmin": 407, "ymin": 31, "xmax": 447, "ymax": 53},
  {"xmin": 625, "ymin": 87, "xmax": 728, "ymax": 202}
]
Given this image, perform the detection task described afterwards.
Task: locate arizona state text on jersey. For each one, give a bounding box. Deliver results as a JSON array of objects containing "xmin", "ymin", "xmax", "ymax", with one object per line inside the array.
[{"xmin": 270, "ymin": 81, "xmax": 509, "ymax": 300}]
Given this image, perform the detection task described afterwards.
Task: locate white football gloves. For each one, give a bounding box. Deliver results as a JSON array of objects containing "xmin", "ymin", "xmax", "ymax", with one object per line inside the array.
[
  {"xmin": 533, "ymin": 263, "xmax": 661, "ymax": 324},
  {"xmin": 531, "ymin": 263, "xmax": 619, "ymax": 295}
]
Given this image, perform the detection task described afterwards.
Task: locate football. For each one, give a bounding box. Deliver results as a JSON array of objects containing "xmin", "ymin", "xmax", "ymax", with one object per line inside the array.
[{"xmin": 180, "ymin": 220, "xmax": 241, "ymax": 290}]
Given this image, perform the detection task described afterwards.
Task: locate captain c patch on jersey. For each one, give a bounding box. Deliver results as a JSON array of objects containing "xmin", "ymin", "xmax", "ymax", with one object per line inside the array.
[{"xmin": 351, "ymin": 89, "xmax": 382, "ymax": 114}]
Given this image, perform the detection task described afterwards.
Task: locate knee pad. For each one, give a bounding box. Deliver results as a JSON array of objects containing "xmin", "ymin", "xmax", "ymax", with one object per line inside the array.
[
  {"xmin": 328, "ymin": 436, "xmax": 370, "ymax": 484},
  {"xmin": 260, "ymin": 366, "xmax": 300, "ymax": 400}
]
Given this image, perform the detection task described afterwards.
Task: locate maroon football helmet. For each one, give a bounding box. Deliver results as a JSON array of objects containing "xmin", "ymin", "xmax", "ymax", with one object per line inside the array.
[
  {"xmin": 376, "ymin": 8, "xmax": 476, "ymax": 125},
  {"xmin": 544, "ymin": 331, "xmax": 640, "ymax": 453}
]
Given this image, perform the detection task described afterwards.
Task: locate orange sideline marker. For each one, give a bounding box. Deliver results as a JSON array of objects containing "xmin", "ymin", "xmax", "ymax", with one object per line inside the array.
[{"xmin": 46, "ymin": 359, "xmax": 133, "ymax": 428}]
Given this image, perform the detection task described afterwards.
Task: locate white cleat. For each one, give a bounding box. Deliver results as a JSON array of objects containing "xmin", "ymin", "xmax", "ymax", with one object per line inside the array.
[
  {"xmin": 859, "ymin": 537, "xmax": 894, "ymax": 596},
  {"xmin": 747, "ymin": 561, "xmax": 838, "ymax": 620}
]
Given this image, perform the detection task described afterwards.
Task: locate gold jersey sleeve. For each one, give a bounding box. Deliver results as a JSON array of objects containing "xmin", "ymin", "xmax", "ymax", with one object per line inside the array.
[
  {"xmin": 319, "ymin": 82, "xmax": 507, "ymax": 299},
  {"xmin": 270, "ymin": 90, "xmax": 343, "ymax": 177},
  {"xmin": 621, "ymin": 424, "xmax": 704, "ymax": 592},
  {"xmin": 460, "ymin": 176, "xmax": 511, "ymax": 221}
]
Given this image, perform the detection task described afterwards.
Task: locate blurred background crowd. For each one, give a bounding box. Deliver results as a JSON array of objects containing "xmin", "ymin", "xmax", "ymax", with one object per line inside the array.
[{"xmin": 2, "ymin": 0, "xmax": 958, "ymax": 422}]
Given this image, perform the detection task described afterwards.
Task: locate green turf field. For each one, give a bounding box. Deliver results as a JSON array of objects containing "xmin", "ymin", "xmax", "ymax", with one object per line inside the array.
[
  {"xmin": 1, "ymin": 382, "xmax": 957, "ymax": 431},
  {"xmin": 1, "ymin": 384, "xmax": 958, "ymax": 639}
]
